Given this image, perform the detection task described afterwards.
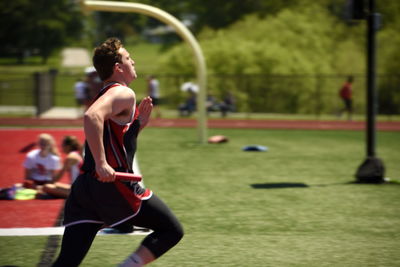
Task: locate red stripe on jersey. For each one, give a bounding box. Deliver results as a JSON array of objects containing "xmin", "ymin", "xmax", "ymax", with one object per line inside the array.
[
  {"xmin": 108, "ymin": 121, "xmax": 129, "ymax": 170},
  {"xmin": 122, "ymin": 106, "xmax": 140, "ymax": 134},
  {"xmin": 91, "ymin": 83, "xmax": 138, "ymax": 171},
  {"xmin": 105, "ymin": 140, "xmax": 119, "ymax": 168},
  {"xmin": 114, "ymin": 181, "xmax": 141, "ymax": 212},
  {"xmin": 133, "ymin": 107, "xmax": 140, "ymax": 121}
]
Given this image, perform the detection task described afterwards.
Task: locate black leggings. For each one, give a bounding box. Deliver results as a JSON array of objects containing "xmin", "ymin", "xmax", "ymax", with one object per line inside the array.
[{"xmin": 52, "ymin": 194, "xmax": 184, "ymax": 267}]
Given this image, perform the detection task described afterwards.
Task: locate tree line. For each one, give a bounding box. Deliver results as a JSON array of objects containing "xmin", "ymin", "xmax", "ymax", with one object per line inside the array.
[
  {"xmin": 1, "ymin": 0, "xmax": 399, "ymax": 114},
  {"xmin": 2, "ymin": 0, "xmax": 399, "ymax": 68}
]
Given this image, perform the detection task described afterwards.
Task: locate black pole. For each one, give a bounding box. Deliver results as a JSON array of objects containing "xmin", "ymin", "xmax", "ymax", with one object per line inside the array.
[
  {"xmin": 366, "ymin": 0, "xmax": 376, "ymax": 157},
  {"xmin": 355, "ymin": 0, "xmax": 385, "ymax": 183}
]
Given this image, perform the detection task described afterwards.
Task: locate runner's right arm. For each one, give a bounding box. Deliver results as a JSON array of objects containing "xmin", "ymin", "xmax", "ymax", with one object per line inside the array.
[{"xmin": 84, "ymin": 86, "xmax": 135, "ymax": 182}]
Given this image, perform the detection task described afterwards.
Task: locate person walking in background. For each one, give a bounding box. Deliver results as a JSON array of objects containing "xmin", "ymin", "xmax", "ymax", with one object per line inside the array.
[
  {"xmin": 73, "ymin": 77, "xmax": 90, "ymax": 116},
  {"xmin": 52, "ymin": 37, "xmax": 183, "ymax": 267},
  {"xmin": 84, "ymin": 66, "xmax": 103, "ymax": 107},
  {"xmin": 147, "ymin": 75, "xmax": 161, "ymax": 118},
  {"xmin": 338, "ymin": 75, "xmax": 354, "ymax": 121}
]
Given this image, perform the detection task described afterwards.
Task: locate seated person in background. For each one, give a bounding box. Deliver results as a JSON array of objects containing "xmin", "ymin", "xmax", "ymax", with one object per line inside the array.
[
  {"xmin": 21, "ymin": 133, "xmax": 62, "ymax": 197},
  {"xmin": 206, "ymin": 93, "xmax": 220, "ymax": 114},
  {"xmin": 42, "ymin": 136, "xmax": 83, "ymax": 198},
  {"xmin": 178, "ymin": 89, "xmax": 197, "ymax": 116},
  {"xmin": 220, "ymin": 91, "xmax": 236, "ymax": 117}
]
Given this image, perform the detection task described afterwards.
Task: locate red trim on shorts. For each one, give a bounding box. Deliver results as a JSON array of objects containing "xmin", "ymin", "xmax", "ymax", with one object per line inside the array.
[
  {"xmin": 114, "ymin": 181, "xmax": 152, "ymax": 213},
  {"xmin": 114, "ymin": 181, "xmax": 141, "ymax": 212}
]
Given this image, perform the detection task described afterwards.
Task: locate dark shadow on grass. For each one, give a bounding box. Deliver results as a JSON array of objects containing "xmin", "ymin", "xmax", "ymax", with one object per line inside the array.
[
  {"xmin": 251, "ymin": 183, "xmax": 309, "ymax": 189},
  {"xmin": 252, "ymin": 180, "xmax": 400, "ymax": 190}
]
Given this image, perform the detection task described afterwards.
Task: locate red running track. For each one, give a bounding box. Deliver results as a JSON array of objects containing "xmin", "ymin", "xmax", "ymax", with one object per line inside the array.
[
  {"xmin": 0, "ymin": 117, "xmax": 399, "ymax": 131},
  {"xmin": 0, "ymin": 129, "xmax": 85, "ymax": 228}
]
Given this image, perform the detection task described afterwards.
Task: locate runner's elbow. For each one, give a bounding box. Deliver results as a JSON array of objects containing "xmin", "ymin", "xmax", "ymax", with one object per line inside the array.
[{"xmin": 84, "ymin": 111, "xmax": 102, "ymax": 125}]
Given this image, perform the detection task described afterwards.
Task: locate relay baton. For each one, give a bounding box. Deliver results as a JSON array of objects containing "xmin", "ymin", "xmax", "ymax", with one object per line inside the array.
[{"xmin": 115, "ymin": 172, "xmax": 142, "ymax": 182}]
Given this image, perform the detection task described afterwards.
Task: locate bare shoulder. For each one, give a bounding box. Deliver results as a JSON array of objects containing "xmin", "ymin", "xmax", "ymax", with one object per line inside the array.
[
  {"xmin": 106, "ymin": 84, "xmax": 135, "ymax": 99},
  {"xmin": 67, "ymin": 151, "xmax": 82, "ymax": 161},
  {"xmin": 99, "ymin": 85, "xmax": 135, "ymax": 110},
  {"xmin": 109, "ymin": 85, "xmax": 136, "ymax": 122}
]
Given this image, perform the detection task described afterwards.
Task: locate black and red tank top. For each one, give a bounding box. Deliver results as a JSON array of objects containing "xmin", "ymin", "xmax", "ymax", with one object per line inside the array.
[{"xmin": 81, "ymin": 83, "xmax": 141, "ymax": 173}]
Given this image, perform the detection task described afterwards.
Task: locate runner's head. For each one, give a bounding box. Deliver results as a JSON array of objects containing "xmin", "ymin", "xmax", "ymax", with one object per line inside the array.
[
  {"xmin": 93, "ymin": 37, "xmax": 136, "ymax": 84},
  {"xmin": 93, "ymin": 37, "xmax": 123, "ymax": 81}
]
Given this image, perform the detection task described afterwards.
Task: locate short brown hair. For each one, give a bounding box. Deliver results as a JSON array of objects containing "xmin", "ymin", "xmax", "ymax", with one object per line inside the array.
[
  {"xmin": 62, "ymin": 135, "xmax": 82, "ymax": 152},
  {"xmin": 92, "ymin": 37, "xmax": 123, "ymax": 81}
]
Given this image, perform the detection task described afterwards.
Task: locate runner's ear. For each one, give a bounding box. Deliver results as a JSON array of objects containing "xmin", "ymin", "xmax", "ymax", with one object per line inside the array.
[{"xmin": 114, "ymin": 62, "xmax": 122, "ymax": 73}]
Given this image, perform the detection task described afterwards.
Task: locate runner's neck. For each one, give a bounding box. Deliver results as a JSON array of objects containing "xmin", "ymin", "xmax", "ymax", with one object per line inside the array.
[{"xmin": 101, "ymin": 81, "xmax": 123, "ymax": 91}]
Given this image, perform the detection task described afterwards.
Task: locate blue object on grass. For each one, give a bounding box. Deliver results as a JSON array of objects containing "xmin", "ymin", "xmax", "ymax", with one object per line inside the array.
[
  {"xmin": 242, "ymin": 145, "xmax": 268, "ymax": 152},
  {"xmin": 100, "ymin": 227, "xmax": 132, "ymax": 234}
]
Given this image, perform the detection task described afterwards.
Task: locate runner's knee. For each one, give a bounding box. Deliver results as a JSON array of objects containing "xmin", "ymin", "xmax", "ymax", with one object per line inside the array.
[{"xmin": 143, "ymin": 222, "xmax": 184, "ymax": 258}]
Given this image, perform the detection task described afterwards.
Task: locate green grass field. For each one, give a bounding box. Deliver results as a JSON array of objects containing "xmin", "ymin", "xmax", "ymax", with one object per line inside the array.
[{"xmin": 1, "ymin": 128, "xmax": 400, "ymax": 266}]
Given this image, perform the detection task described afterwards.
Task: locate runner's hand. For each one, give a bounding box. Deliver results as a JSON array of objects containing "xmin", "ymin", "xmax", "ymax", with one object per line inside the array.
[
  {"xmin": 95, "ymin": 163, "xmax": 115, "ymax": 182},
  {"xmin": 138, "ymin": 96, "xmax": 153, "ymax": 129}
]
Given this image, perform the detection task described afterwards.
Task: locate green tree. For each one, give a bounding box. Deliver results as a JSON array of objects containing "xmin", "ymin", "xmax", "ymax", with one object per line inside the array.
[
  {"xmin": 376, "ymin": 1, "xmax": 400, "ymax": 115},
  {"xmin": 100, "ymin": 0, "xmax": 300, "ymax": 40},
  {"xmin": 185, "ymin": 0, "xmax": 299, "ymax": 31},
  {"xmin": 0, "ymin": 0, "xmax": 84, "ymax": 63},
  {"xmin": 157, "ymin": 3, "xmax": 367, "ymax": 113}
]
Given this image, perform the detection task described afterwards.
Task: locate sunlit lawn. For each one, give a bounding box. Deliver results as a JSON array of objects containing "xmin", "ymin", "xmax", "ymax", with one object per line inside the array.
[{"xmin": 0, "ymin": 127, "xmax": 399, "ymax": 266}]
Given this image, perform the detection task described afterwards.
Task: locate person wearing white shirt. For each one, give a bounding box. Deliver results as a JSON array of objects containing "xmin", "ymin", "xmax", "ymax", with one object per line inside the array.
[
  {"xmin": 23, "ymin": 133, "xmax": 61, "ymax": 186},
  {"xmin": 147, "ymin": 75, "xmax": 161, "ymax": 118}
]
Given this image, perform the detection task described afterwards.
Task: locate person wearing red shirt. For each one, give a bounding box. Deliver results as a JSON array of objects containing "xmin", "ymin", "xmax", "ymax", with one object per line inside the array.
[{"xmin": 339, "ymin": 76, "xmax": 354, "ymax": 121}]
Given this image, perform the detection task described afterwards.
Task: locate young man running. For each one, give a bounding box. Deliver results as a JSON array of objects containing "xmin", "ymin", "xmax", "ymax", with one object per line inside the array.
[{"xmin": 52, "ymin": 38, "xmax": 183, "ymax": 267}]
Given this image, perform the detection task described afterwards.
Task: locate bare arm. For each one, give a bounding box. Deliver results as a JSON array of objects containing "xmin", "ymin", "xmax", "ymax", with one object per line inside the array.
[
  {"xmin": 84, "ymin": 86, "xmax": 136, "ymax": 182},
  {"xmin": 53, "ymin": 156, "xmax": 79, "ymax": 182},
  {"xmin": 53, "ymin": 165, "xmax": 67, "ymax": 183}
]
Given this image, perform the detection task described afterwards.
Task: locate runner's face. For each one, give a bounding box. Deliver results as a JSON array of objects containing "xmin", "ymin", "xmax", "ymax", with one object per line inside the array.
[{"xmin": 118, "ymin": 48, "xmax": 137, "ymax": 83}]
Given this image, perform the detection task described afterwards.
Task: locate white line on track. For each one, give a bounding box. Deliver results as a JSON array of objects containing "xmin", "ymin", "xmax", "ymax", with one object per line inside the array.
[{"xmin": 0, "ymin": 227, "xmax": 151, "ymax": 236}]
